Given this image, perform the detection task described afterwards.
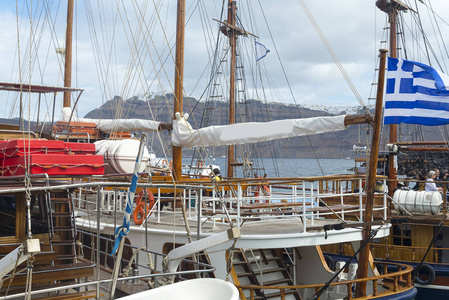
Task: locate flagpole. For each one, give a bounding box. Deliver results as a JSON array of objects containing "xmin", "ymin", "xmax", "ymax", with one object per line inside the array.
[
  {"xmin": 355, "ymin": 49, "xmax": 388, "ymax": 297},
  {"xmin": 109, "ymin": 134, "xmax": 147, "ymax": 299}
]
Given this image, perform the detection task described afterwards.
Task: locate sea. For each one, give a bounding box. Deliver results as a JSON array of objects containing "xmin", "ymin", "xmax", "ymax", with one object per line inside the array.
[{"xmin": 184, "ymin": 157, "xmax": 356, "ymax": 177}]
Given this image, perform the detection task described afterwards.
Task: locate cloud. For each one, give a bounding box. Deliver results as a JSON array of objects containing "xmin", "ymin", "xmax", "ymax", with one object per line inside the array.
[{"xmin": 1, "ymin": 0, "xmax": 448, "ymax": 121}]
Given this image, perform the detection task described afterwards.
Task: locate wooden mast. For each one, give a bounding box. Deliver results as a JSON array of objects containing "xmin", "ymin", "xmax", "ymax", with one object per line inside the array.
[
  {"xmin": 172, "ymin": 0, "xmax": 186, "ymax": 181},
  {"xmin": 355, "ymin": 48, "xmax": 388, "ymax": 297},
  {"xmin": 376, "ymin": 0, "xmax": 410, "ymax": 195},
  {"xmin": 63, "ymin": 0, "xmax": 74, "ymax": 108},
  {"xmin": 386, "ymin": 2, "xmax": 398, "ymax": 196},
  {"xmin": 226, "ymin": 0, "xmax": 237, "ymax": 178}
]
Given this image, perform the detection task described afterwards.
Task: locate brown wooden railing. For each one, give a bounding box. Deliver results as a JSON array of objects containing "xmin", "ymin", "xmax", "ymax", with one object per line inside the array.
[
  {"xmin": 235, "ymin": 261, "xmax": 414, "ymax": 300},
  {"xmin": 372, "ymin": 243, "xmax": 449, "ymax": 264}
]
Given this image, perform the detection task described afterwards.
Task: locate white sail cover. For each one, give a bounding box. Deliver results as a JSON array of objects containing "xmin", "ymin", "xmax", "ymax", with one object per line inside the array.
[
  {"xmin": 80, "ymin": 118, "xmax": 160, "ymax": 132},
  {"xmin": 172, "ymin": 112, "xmax": 347, "ymax": 148},
  {"xmin": 62, "ymin": 107, "xmax": 160, "ymax": 132}
]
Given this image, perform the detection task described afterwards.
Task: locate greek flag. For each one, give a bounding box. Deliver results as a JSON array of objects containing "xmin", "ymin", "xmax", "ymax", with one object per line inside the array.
[
  {"xmin": 255, "ymin": 41, "xmax": 270, "ymax": 62},
  {"xmin": 384, "ymin": 57, "xmax": 449, "ymax": 125}
]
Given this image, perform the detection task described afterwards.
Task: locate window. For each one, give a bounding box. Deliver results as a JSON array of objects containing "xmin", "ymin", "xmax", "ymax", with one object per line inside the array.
[{"xmin": 391, "ymin": 225, "xmax": 412, "ymax": 247}]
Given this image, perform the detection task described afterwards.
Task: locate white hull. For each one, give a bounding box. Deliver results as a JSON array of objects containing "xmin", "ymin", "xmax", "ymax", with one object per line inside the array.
[{"xmin": 119, "ymin": 278, "xmax": 238, "ymax": 300}]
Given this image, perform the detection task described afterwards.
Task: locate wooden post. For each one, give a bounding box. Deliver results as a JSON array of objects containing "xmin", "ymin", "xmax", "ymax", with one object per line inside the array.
[
  {"xmin": 387, "ymin": 3, "xmax": 398, "ymax": 196},
  {"xmin": 63, "ymin": 0, "xmax": 74, "ymax": 108},
  {"xmin": 226, "ymin": 0, "xmax": 237, "ymax": 178},
  {"xmin": 172, "ymin": 0, "xmax": 186, "ymax": 182},
  {"xmin": 355, "ymin": 49, "xmax": 388, "ymax": 297}
]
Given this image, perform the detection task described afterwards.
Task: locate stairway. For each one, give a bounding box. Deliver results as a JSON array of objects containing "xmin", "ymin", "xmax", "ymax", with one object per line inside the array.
[
  {"xmin": 231, "ymin": 249, "xmax": 301, "ymax": 300},
  {"xmin": 46, "ymin": 190, "xmax": 77, "ymax": 263}
]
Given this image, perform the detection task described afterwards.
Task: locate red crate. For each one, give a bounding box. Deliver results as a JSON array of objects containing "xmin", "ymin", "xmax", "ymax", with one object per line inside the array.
[
  {"xmin": 0, "ymin": 153, "xmax": 105, "ymax": 176},
  {"xmin": 63, "ymin": 142, "xmax": 96, "ymax": 155},
  {"xmin": 0, "ymin": 139, "xmax": 98, "ymax": 158},
  {"xmin": 0, "ymin": 139, "xmax": 66, "ymax": 158}
]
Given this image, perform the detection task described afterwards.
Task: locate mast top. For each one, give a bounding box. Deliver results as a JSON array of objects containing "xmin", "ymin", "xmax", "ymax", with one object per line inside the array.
[{"xmin": 376, "ymin": 0, "xmax": 416, "ymax": 13}]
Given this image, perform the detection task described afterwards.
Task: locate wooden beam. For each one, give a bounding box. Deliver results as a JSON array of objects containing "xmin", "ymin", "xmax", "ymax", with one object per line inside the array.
[{"xmin": 344, "ymin": 114, "xmax": 372, "ymax": 126}]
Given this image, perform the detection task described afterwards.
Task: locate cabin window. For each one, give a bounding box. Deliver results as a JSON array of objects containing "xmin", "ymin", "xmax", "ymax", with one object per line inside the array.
[
  {"xmin": 0, "ymin": 195, "xmax": 16, "ymax": 237},
  {"xmin": 391, "ymin": 225, "xmax": 412, "ymax": 247}
]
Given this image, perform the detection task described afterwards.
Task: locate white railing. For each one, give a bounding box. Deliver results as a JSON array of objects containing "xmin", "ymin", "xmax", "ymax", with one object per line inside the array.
[{"xmin": 72, "ymin": 178, "xmax": 389, "ymax": 235}]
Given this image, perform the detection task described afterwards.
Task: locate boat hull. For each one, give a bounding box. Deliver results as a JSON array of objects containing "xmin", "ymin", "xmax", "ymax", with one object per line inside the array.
[{"xmin": 118, "ymin": 278, "xmax": 239, "ymax": 300}]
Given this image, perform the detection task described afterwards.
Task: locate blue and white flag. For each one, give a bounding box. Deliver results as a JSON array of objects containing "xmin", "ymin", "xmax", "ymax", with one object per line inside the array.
[
  {"xmin": 384, "ymin": 57, "xmax": 449, "ymax": 125},
  {"xmin": 255, "ymin": 41, "xmax": 270, "ymax": 62}
]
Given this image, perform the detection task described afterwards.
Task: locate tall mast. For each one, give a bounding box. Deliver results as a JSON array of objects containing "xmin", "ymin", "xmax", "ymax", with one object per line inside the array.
[
  {"xmin": 63, "ymin": 0, "xmax": 74, "ymax": 108},
  {"xmin": 226, "ymin": 0, "xmax": 237, "ymax": 178},
  {"xmin": 376, "ymin": 0, "xmax": 409, "ymax": 195},
  {"xmin": 172, "ymin": 0, "xmax": 186, "ymax": 181},
  {"xmin": 355, "ymin": 49, "xmax": 388, "ymax": 297}
]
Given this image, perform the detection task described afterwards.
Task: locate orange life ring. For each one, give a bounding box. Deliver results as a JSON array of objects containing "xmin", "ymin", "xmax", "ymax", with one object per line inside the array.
[
  {"xmin": 254, "ymin": 185, "xmax": 270, "ymax": 203},
  {"xmin": 162, "ymin": 159, "xmax": 168, "ymax": 167},
  {"xmin": 169, "ymin": 160, "xmax": 173, "ymax": 169},
  {"xmin": 133, "ymin": 189, "xmax": 155, "ymax": 225},
  {"xmin": 254, "ymin": 185, "xmax": 270, "ymax": 197}
]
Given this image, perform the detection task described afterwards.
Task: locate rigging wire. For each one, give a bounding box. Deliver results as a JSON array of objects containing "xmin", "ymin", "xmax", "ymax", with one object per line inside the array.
[{"xmin": 256, "ymin": 0, "xmax": 325, "ymax": 175}]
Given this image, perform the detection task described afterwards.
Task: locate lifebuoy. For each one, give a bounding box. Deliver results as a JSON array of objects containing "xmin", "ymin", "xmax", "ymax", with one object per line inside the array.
[
  {"xmin": 414, "ymin": 263, "xmax": 435, "ymax": 285},
  {"xmin": 133, "ymin": 189, "xmax": 155, "ymax": 225},
  {"xmin": 254, "ymin": 185, "xmax": 270, "ymax": 197},
  {"xmin": 161, "ymin": 159, "xmax": 168, "ymax": 168}
]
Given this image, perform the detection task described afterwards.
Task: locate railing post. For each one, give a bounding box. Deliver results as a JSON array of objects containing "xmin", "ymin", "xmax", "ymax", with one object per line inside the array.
[
  {"xmin": 310, "ymin": 182, "xmax": 315, "ymax": 225},
  {"xmin": 197, "ymin": 188, "xmax": 202, "ymax": 240},
  {"xmin": 302, "ymin": 180, "xmax": 307, "ymax": 232},
  {"xmin": 212, "ymin": 185, "xmax": 216, "ymax": 228},
  {"xmin": 340, "ymin": 180, "xmax": 344, "ymax": 221},
  {"xmin": 157, "ymin": 188, "xmax": 161, "ymax": 223},
  {"xmin": 280, "ymin": 288, "xmax": 285, "ymax": 299},
  {"xmin": 383, "ymin": 178, "xmax": 387, "ymax": 219},
  {"xmin": 359, "ymin": 178, "xmax": 363, "ymax": 220},
  {"xmin": 372, "ymin": 279, "xmax": 378, "ymax": 296},
  {"xmin": 237, "ymin": 183, "xmax": 241, "ymax": 228},
  {"xmin": 293, "ymin": 184, "xmax": 297, "ymax": 204},
  {"xmin": 407, "ymin": 271, "xmax": 412, "ymax": 287},
  {"xmin": 347, "ymin": 283, "xmax": 353, "ymax": 300}
]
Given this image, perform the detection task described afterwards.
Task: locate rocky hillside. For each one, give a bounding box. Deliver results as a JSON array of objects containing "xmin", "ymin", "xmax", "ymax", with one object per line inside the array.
[{"xmin": 84, "ymin": 94, "xmax": 445, "ymax": 159}]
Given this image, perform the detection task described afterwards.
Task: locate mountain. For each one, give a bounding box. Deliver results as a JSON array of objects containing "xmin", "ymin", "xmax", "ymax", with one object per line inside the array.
[{"xmin": 84, "ymin": 94, "xmax": 365, "ymax": 159}]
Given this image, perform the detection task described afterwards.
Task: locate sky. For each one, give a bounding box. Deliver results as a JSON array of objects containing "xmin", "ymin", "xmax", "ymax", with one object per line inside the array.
[{"xmin": 1, "ymin": 0, "xmax": 449, "ymax": 122}]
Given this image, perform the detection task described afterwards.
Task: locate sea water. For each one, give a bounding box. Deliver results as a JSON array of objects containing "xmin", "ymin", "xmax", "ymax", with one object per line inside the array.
[{"xmin": 187, "ymin": 157, "xmax": 356, "ymax": 177}]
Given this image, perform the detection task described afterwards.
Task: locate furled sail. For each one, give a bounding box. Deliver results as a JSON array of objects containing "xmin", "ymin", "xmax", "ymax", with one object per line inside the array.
[
  {"xmin": 80, "ymin": 118, "xmax": 160, "ymax": 132},
  {"xmin": 172, "ymin": 112, "xmax": 347, "ymax": 148},
  {"xmin": 62, "ymin": 106, "xmax": 160, "ymax": 132}
]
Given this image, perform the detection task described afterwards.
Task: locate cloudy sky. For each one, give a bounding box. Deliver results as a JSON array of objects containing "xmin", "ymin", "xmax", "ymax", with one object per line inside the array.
[{"xmin": 1, "ymin": 0, "xmax": 449, "ymax": 122}]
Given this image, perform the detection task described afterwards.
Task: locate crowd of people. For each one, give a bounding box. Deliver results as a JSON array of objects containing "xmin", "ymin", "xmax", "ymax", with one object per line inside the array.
[{"xmin": 409, "ymin": 168, "xmax": 449, "ymax": 192}]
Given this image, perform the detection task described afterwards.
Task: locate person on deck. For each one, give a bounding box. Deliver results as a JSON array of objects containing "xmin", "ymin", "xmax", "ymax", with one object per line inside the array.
[
  {"xmin": 425, "ymin": 170, "xmax": 443, "ymax": 192},
  {"xmin": 434, "ymin": 168, "xmax": 442, "ymax": 187},
  {"xmin": 213, "ymin": 168, "xmax": 222, "ymax": 182}
]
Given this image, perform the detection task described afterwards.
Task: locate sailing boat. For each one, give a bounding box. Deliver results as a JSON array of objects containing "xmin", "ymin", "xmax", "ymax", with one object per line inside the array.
[
  {"xmin": 74, "ymin": 1, "xmax": 420, "ymax": 299},
  {"xmin": 0, "ymin": 1, "xmax": 419, "ymax": 300},
  {"xmin": 0, "ymin": 1, "xmax": 239, "ymax": 299},
  {"xmin": 323, "ymin": 1, "xmax": 449, "ymax": 300}
]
